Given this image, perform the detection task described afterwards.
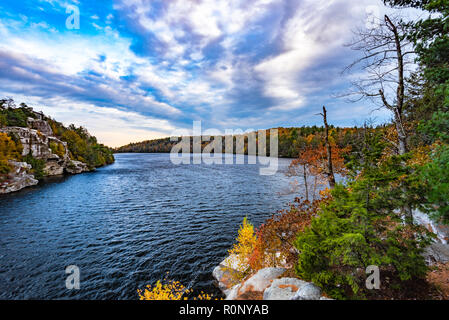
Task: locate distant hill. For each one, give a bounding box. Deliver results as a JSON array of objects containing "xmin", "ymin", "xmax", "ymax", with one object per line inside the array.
[{"xmin": 115, "ymin": 126, "xmax": 365, "ymax": 158}]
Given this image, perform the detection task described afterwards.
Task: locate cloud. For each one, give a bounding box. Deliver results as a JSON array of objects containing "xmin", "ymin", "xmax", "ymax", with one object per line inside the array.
[
  {"xmin": 2, "ymin": 92, "xmax": 176, "ymax": 147},
  {"xmin": 0, "ymin": 0, "xmax": 410, "ymax": 146}
]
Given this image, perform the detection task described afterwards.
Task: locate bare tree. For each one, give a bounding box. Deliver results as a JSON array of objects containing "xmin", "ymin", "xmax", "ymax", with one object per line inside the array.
[
  {"xmin": 343, "ymin": 14, "xmax": 416, "ymax": 224},
  {"xmin": 320, "ymin": 106, "xmax": 336, "ymax": 189},
  {"xmin": 342, "ymin": 14, "xmax": 415, "ymax": 156}
]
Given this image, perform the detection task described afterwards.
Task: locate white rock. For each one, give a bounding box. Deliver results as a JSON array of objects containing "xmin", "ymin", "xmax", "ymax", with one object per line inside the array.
[
  {"xmin": 224, "ymin": 284, "xmax": 242, "ymax": 300},
  {"xmin": 213, "ymin": 256, "xmax": 244, "ymax": 293},
  {"xmin": 290, "ymin": 283, "xmax": 322, "ymax": 300},
  {"xmin": 263, "ymin": 278, "xmax": 308, "ymax": 300},
  {"xmin": 239, "ymin": 267, "xmax": 286, "ymax": 294},
  {"xmin": 423, "ymin": 243, "xmax": 449, "ymax": 265}
]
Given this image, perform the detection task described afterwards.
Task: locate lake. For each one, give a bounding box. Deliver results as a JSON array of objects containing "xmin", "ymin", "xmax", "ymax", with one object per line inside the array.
[{"xmin": 0, "ymin": 153, "xmax": 298, "ymax": 299}]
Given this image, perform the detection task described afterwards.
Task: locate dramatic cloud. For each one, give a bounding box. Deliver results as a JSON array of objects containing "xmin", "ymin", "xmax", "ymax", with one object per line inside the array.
[{"xmin": 0, "ymin": 0, "xmax": 409, "ymax": 146}]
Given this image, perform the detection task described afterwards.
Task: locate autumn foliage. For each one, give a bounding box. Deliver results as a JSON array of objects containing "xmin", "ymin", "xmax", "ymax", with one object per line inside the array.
[
  {"xmin": 249, "ymin": 198, "xmax": 322, "ymax": 271},
  {"xmin": 0, "ymin": 132, "xmax": 23, "ymax": 174},
  {"xmin": 138, "ymin": 275, "xmax": 216, "ymax": 300},
  {"xmin": 226, "ymin": 217, "xmax": 258, "ymax": 279},
  {"xmin": 288, "ymin": 142, "xmax": 350, "ymax": 201}
]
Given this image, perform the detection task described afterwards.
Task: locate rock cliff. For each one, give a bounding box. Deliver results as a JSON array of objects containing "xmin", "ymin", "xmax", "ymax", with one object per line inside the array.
[
  {"xmin": 0, "ymin": 117, "xmax": 90, "ymax": 194},
  {"xmin": 0, "ymin": 161, "xmax": 38, "ymax": 194},
  {"xmin": 212, "ymin": 257, "xmax": 332, "ymax": 300}
]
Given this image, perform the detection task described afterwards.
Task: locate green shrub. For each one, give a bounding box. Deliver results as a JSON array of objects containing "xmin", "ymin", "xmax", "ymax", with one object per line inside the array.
[
  {"xmin": 49, "ymin": 141, "xmax": 66, "ymax": 158},
  {"xmin": 294, "ymin": 184, "xmax": 431, "ymax": 299},
  {"xmin": 23, "ymin": 154, "xmax": 46, "ymax": 180}
]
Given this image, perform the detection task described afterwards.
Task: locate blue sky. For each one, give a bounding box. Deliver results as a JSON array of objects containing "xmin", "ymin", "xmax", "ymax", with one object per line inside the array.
[{"xmin": 0, "ymin": 0, "xmax": 407, "ymax": 147}]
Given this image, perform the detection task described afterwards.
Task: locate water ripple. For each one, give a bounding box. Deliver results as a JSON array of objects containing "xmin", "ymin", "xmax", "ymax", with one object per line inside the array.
[{"xmin": 0, "ymin": 153, "xmax": 296, "ymax": 299}]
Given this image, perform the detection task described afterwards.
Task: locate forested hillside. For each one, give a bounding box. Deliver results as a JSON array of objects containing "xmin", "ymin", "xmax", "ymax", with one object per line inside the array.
[
  {"xmin": 115, "ymin": 126, "xmax": 371, "ymax": 159},
  {"xmin": 0, "ymin": 99, "xmax": 114, "ymax": 193}
]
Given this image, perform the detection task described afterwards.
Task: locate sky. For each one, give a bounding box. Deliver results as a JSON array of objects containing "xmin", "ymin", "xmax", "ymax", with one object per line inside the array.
[{"xmin": 0, "ymin": 0, "xmax": 414, "ymax": 147}]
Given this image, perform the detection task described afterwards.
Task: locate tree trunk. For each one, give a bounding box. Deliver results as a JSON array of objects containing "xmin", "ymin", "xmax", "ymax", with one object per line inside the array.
[
  {"xmin": 385, "ymin": 15, "xmax": 413, "ymax": 224},
  {"xmin": 303, "ymin": 163, "xmax": 309, "ymax": 202},
  {"xmin": 385, "ymin": 15, "xmax": 408, "ymax": 156},
  {"xmin": 322, "ymin": 106, "xmax": 336, "ymax": 189}
]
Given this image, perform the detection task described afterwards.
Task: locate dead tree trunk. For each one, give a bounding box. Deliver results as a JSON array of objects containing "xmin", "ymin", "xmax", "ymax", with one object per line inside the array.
[
  {"xmin": 303, "ymin": 163, "xmax": 309, "ymax": 202},
  {"xmin": 385, "ymin": 15, "xmax": 408, "ymax": 156},
  {"xmin": 321, "ymin": 106, "xmax": 336, "ymax": 189}
]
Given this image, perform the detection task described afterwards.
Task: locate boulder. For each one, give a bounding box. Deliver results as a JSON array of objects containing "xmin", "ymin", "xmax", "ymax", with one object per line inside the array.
[
  {"xmin": 66, "ymin": 160, "xmax": 89, "ymax": 174},
  {"xmin": 423, "ymin": 243, "xmax": 449, "ymax": 265},
  {"xmin": 238, "ymin": 267, "xmax": 286, "ymax": 296},
  {"xmin": 290, "ymin": 283, "xmax": 322, "ymax": 300},
  {"xmin": 44, "ymin": 160, "xmax": 65, "ymax": 176},
  {"xmin": 224, "ymin": 284, "xmax": 242, "ymax": 300},
  {"xmin": 414, "ymin": 209, "xmax": 449, "ymax": 244},
  {"xmin": 263, "ymin": 278, "xmax": 308, "ymax": 300},
  {"xmin": 27, "ymin": 118, "xmax": 53, "ymax": 136},
  {"xmin": 0, "ymin": 161, "xmax": 38, "ymax": 194},
  {"xmin": 212, "ymin": 255, "xmax": 245, "ymax": 293}
]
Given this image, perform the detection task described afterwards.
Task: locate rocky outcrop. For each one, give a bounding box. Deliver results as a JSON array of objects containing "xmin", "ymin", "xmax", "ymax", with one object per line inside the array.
[
  {"xmin": 213, "ymin": 256, "xmax": 332, "ymax": 300},
  {"xmin": 66, "ymin": 160, "xmax": 89, "ymax": 174},
  {"xmin": 238, "ymin": 268, "xmax": 286, "ymax": 295},
  {"xmin": 290, "ymin": 283, "xmax": 323, "ymax": 300},
  {"xmin": 414, "ymin": 209, "xmax": 449, "ymax": 244},
  {"xmin": 27, "ymin": 117, "xmax": 53, "ymax": 136},
  {"xmin": 423, "ymin": 243, "xmax": 449, "ymax": 265},
  {"xmin": 0, "ymin": 121, "xmax": 90, "ymax": 194},
  {"xmin": 0, "ymin": 161, "xmax": 38, "ymax": 193},
  {"xmin": 212, "ymin": 255, "xmax": 244, "ymax": 294},
  {"xmin": 263, "ymin": 278, "xmax": 308, "ymax": 300}
]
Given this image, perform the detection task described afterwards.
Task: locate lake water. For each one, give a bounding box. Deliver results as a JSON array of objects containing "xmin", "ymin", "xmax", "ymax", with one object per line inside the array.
[{"xmin": 0, "ymin": 153, "xmax": 298, "ymax": 299}]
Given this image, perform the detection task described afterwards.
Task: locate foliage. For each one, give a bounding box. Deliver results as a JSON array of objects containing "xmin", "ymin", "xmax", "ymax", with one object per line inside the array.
[
  {"xmin": 418, "ymin": 111, "xmax": 449, "ymax": 144},
  {"xmin": 0, "ymin": 99, "xmax": 36, "ymax": 127},
  {"xmin": 116, "ymin": 126, "xmax": 363, "ymax": 158},
  {"xmin": 226, "ymin": 217, "xmax": 257, "ymax": 279},
  {"xmin": 294, "ymin": 183, "xmax": 431, "ymax": 299},
  {"xmin": 249, "ymin": 198, "xmax": 318, "ymax": 271},
  {"xmin": 138, "ymin": 275, "xmax": 216, "ymax": 300},
  {"xmin": 138, "ymin": 279, "xmax": 189, "ymax": 300},
  {"xmin": 0, "ymin": 132, "xmax": 23, "ymax": 174},
  {"xmin": 288, "ymin": 143, "xmax": 351, "ymax": 201},
  {"xmin": 49, "ymin": 141, "xmax": 66, "ymax": 158},
  {"xmin": 23, "ymin": 154, "xmax": 46, "ymax": 180},
  {"xmin": 0, "ymin": 98, "xmax": 114, "ymax": 175},
  {"xmin": 417, "ymin": 144, "xmax": 449, "ymax": 224},
  {"xmin": 48, "ymin": 120, "xmax": 114, "ymax": 169},
  {"xmin": 293, "ymin": 125, "xmax": 433, "ymax": 299}
]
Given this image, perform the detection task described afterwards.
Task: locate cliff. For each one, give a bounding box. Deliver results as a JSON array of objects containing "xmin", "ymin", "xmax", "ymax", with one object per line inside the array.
[{"xmin": 0, "ymin": 100, "xmax": 114, "ymax": 194}]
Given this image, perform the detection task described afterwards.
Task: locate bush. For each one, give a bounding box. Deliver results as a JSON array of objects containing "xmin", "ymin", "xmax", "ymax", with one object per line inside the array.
[
  {"xmin": 0, "ymin": 132, "xmax": 22, "ymax": 174},
  {"xmin": 294, "ymin": 183, "xmax": 431, "ymax": 300},
  {"xmin": 138, "ymin": 279, "xmax": 188, "ymax": 300},
  {"xmin": 138, "ymin": 276, "xmax": 215, "ymax": 300},
  {"xmin": 23, "ymin": 154, "xmax": 46, "ymax": 180},
  {"xmin": 249, "ymin": 198, "xmax": 317, "ymax": 271},
  {"xmin": 49, "ymin": 141, "xmax": 66, "ymax": 158},
  {"xmin": 226, "ymin": 217, "xmax": 257, "ymax": 279},
  {"xmin": 60, "ymin": 127, "xmax": 114, "ymax": 169},
  {"xmin": 0, "ymin": 160, "xmax": 12, "ymax": 174}
]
